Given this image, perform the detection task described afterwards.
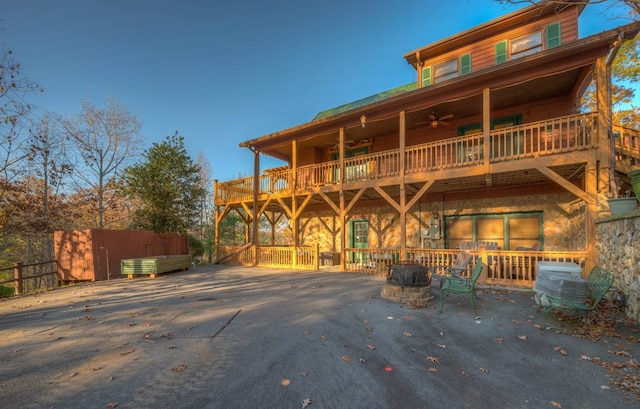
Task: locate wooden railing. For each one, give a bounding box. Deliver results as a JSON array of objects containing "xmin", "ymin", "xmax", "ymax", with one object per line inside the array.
[
  {"xmin": 216, "ymin": 112, "xmax": 600, "ymax": 203},
  {"xmin": 344, "ymin": 248, "xmax": 587, "ymax": 288},
  {"xmin": 0, "ymin": 260, "xmax": 57, "ymax": 296},
  {"xmin": 216, "ymin": 245, "xmax": 319, "ymax": 270}
]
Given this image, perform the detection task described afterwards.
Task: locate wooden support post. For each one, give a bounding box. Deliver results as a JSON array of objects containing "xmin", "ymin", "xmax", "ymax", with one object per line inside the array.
[
  {"xmin": 482, "ymin": 88, "xmax": 491, "ymax": 175},
  {"xmin": 253, "ymin": 150, "xmax": 260, "ymax": 266},
  {"xmin": 339, "ymin": 127, "xmax": 346, "ymax": 271},
  {"xmin": 399, "ymin": 111, "xmax": 407, "ymax": 259},
  {"xmin": 14, "ymin": 262, "xmax": 23, "ymax": 295},
  {"xmin": 314, "ymin": 243, "xmax": 320, "ymax": 271},
  {"xmin": 213, "ymin": 179, "xmax": 220, "ymax": 262}
]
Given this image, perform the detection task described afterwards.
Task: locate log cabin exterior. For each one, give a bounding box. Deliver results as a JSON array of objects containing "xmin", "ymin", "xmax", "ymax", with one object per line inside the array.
[{"xmin": 213, "ymin": 2, "xmax": 640, "ymax": 287}]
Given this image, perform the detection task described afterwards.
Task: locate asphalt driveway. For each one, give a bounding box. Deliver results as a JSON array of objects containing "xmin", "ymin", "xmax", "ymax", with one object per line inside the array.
[{"xmin": 0, "ymin": 265, "xmax": 638, "ymax": 409}]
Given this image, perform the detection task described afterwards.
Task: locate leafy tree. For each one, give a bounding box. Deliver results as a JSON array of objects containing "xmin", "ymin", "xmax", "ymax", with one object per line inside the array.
[
  {"xmin": 122, "ymin": 133, "xmax": 206, "ymax": 234},
  {"xmin": 0, "ymin": 47, "xmax": 42, "ymax": 199},
  {"xmin": 495, "ymin": 0, "xmax": 640, "ymax": 16},
  {"xmin": 580, "ymin": 35, "xmax": 640, "ymax": 129},
  {"xmin": 59, "ymin": 96, "xmax": 142, "ymax": 229}
]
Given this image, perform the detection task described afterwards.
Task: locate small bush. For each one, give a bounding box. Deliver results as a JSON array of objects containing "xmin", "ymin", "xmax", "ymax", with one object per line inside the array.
[{"xmin": 0, "ymin": 285, "xmax": 15, "ymax": 298}]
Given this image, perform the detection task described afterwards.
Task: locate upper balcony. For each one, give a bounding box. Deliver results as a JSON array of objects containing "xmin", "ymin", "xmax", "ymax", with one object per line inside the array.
[{"xmin": 215, "ymin": 112, "xmax": 619, "ymax": 205}]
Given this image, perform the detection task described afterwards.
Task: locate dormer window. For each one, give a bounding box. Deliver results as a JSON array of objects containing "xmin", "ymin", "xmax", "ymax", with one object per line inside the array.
[
  {"xmin": 421, "ymin": 53, "xmax": 472, "ymax": 87},
  {"xmin": 434, "ymin": 59, "xmax": 458, "ymax": 83},
  {"xmin": 495, "ymin": 22, "xmax": 561, "ymax": 64},
  {"xmin": 511, "ymin": 32, "xmax": 542, "ymax": 59}
]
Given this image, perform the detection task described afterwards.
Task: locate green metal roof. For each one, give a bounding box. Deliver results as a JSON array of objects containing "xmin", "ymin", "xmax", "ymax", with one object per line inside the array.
[{"xmin": 313, "ymin": 82, "xmax": 418, "ymax": 121}]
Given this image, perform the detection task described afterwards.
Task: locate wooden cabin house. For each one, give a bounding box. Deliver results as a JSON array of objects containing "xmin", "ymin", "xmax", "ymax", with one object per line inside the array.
[{"xmin": 214, "ymin": 2, "xmax": 640, "ymax": 287}]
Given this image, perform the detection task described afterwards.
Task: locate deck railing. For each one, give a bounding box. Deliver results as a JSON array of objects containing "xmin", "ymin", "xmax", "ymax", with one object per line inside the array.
[
  {"xmin": 216, "ymin": 112, "xmax": 599, "ymax": 203},
  {"xmin": 344, "ymin": 248, "xmax": 587, "ymax": 288},
  {"xmin": 216, "ymin": 245, "xmax": 319, "ymax": 270}
]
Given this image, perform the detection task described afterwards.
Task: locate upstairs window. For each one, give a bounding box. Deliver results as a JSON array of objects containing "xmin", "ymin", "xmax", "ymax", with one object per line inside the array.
[
  {"xmin": 422, "ymin": 53, "xmax": 472, "ymax": 87},
  {"xmin": 511, "ymin": 32, "xmax": 542, "ymax": 59},
  {"xmin": 434, "ymin": 59, "xmax": 458, "ymax": 83},
  {"xmin": 495, "ymin": 22, "xmax": 561, "ymax": 64}
]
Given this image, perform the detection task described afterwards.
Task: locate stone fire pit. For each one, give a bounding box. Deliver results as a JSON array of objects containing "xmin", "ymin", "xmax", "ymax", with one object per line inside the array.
[{"xmin": 380, "ymin": 262, "xmax": 434, "ymax": 304}]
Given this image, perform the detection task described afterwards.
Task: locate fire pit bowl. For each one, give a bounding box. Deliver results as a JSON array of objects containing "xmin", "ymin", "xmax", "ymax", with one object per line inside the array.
[
  {"xmin": 381, "ymin": 262, "xmax": 433, "ymax": 305},
  {"xmin": 387, "ymin": 262, "xmax": 431, "ymax": 286}
]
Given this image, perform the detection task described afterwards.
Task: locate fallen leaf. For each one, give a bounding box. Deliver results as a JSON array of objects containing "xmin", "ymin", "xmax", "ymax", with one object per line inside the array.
[
  {"xmin": 143, "ymin": 333, "xmax": 152, "ymax": 339},
  {"xmin": 512, "ymin": 320, "xmax": 521, "ymax": 325},
  {"xmin": 608, "ymin": 349, "xmax": 632, "ymax": 357},
  {"xmin": 480, "ymin": 367, "xmax": 490, "ymax": 373},
  {"xmin": 494, "ymin": 337, "xmax": 504, "ymax": 343},
  {"xmin": 580, "ymin": 355, "xmax": 591, "ymax": 361},
  {"xmin": 304, "ymin": 330, "xmax": 311, "ymax": 335},
  {"xmin": 301, "ymin": 372, "xmax": 308, "ymax": 377},
  {"xmin": 517, "ymin": 335, "xmax": 528, "ymax": 341},
  {"xmin": 171, "ymin": 364, "xmax": 187, "ymax": 372},
  {"xmin": 302, "ymin": 398, "xmax": 312, "ymax": 409},
  {"xmin": 384, "ymin": 366, "xmax": 393, "ymax": 372},
  {"xmin": 107, "ymin": 402, "xmax": 119, "ymax": 408},
  {"xmin": 187, "ymin": 325, "xmax": 197, "ymax": 330},
  {"xmin": 426, "ymin": 356, "xmax": 440, "ymax": 363},
  {"xmin": 550, "ymin": 401, "xmax": 562, "ymax": 408},
  {"xmin": 359, "ymin": 358, "xmax": 366, "ymax": 363},
  {"xmin": 366, "ymin": 344, "xmax": 376, "ymax": 350},
  {"xmin": 281, "ymin": 378, "xmax": 290, "ymax": 386},
  {"xmin": 169, "ymin": 345, "xmax": 178, "ymax": 349},
  {"xmin": 108, "ymin": 376, "xmax": 115, "ymax": 381},
  {"xmin": 554, "ymin": 346, "xmax": 567, "ymax": 356},
  {"xmin": 120, "ymin": 349, "xmax": 135, "ymax": 356},
  {"xmin": 341, "ymin": 356, "xmax": 351, "ymax": 362},
  {"xmin": 461, "ymin": 370, "xmax": 470, "ymax": 379},
  {"xmin": 320, "ymin": 335, "xmax": 328, "ymax": 340},
  {"xmin": 403, "ymin": 332, "xmax": 413, "ymax": 337},
  {"xmin": 68, "ymin": 372, "xmax": 78, "ymax": 378},
  {"xmin": 437, "ymin": 344, "xmax": 446, "ymax": 349},
  {"xmin": 428, "ymin": 367, "xmax": 438, "ymax": 372}
]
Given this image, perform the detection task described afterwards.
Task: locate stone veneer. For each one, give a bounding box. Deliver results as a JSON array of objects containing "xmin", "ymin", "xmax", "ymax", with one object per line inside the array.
[
  {"xmin": 298, "ymin": 192, "xmax": 587, "ymax": 251},
  {"xmin": 596, "ymin": 210, "xmax": 640, "ymax": 322}
]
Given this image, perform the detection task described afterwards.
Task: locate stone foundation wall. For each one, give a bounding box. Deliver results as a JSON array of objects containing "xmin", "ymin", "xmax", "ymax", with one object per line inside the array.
[{"xmin": 596, "ymin": 211, "xmax": 640, "ymax": 322}]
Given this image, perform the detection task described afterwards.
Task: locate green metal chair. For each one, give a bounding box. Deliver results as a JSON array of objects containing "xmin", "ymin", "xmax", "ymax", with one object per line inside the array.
[
  {"xmin": 542, "ymin": 266, "xmax": 614, "ymax": 329},
  {"xmin": 439, "ymin": 260, "xmax": 484, "ymax": 316}
]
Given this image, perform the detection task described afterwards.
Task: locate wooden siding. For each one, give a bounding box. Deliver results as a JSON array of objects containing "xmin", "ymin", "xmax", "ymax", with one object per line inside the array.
[{"xmin": 421, "ymin": 10, "xmax": 579, "ymax": 80}]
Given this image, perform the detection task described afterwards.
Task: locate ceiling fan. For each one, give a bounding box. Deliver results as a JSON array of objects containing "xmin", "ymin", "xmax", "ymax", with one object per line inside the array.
[{"xmin": 416, "ymin": 111, "xmax": 454, "ymax": 128}]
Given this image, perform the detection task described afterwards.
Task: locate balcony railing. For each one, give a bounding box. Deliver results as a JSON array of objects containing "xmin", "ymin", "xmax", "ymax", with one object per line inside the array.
[{"xmin": 216, "ymin": 112, "xmax": 599, "ymax": 203}]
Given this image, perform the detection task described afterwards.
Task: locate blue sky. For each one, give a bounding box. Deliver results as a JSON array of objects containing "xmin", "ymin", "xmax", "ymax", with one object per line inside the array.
[{"xmin": 1, "ymin": 0, "xmax": 635, "ymax": 183}]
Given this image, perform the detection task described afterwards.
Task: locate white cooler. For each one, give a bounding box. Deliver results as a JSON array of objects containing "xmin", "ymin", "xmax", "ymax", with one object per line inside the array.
[
  {"xmin": 534, "ymin": 261, "xmax": 585, "ymax": 306},
  {"xmin": 537, "ymin": 261, "xmax": 583, "ymax": 278}
]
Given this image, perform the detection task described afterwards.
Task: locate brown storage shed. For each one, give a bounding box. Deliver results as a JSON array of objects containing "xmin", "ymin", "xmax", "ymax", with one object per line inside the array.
[{"xmin": 54, "ymin": 229, "xmax": 189, "ymax": 283}]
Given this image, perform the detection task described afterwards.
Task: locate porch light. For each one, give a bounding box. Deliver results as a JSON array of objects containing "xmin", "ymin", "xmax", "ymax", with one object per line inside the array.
[
  {"xmin": 360, "ymin": 115, "xmax": 366, "ymax": 128},
  {"xmin": 431, "ymin": 120, "xmax": 438, "ymax": 128}
]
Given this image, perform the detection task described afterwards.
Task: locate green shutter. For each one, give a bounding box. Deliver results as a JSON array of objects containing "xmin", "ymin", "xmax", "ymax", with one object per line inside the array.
[
  {"xmin": 546, "ymin": 22, "xmax": 561, "ymax": 49},
  {"xmin": 460, "ymin": 54, "xmax": 471, "ymax": 75},
  {"xmin": 495, "ymin": 41, "xmax": 508, "ymax": 64},
  {"xmin": 421, "ymin": 66, "xmax": 432, "ymax": 87}
]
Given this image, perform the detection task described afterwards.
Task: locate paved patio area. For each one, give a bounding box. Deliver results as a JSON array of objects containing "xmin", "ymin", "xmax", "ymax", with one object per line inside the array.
[{"xmin": 0, "ymin": 265, "xmax": 638, "ymax": 409}]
